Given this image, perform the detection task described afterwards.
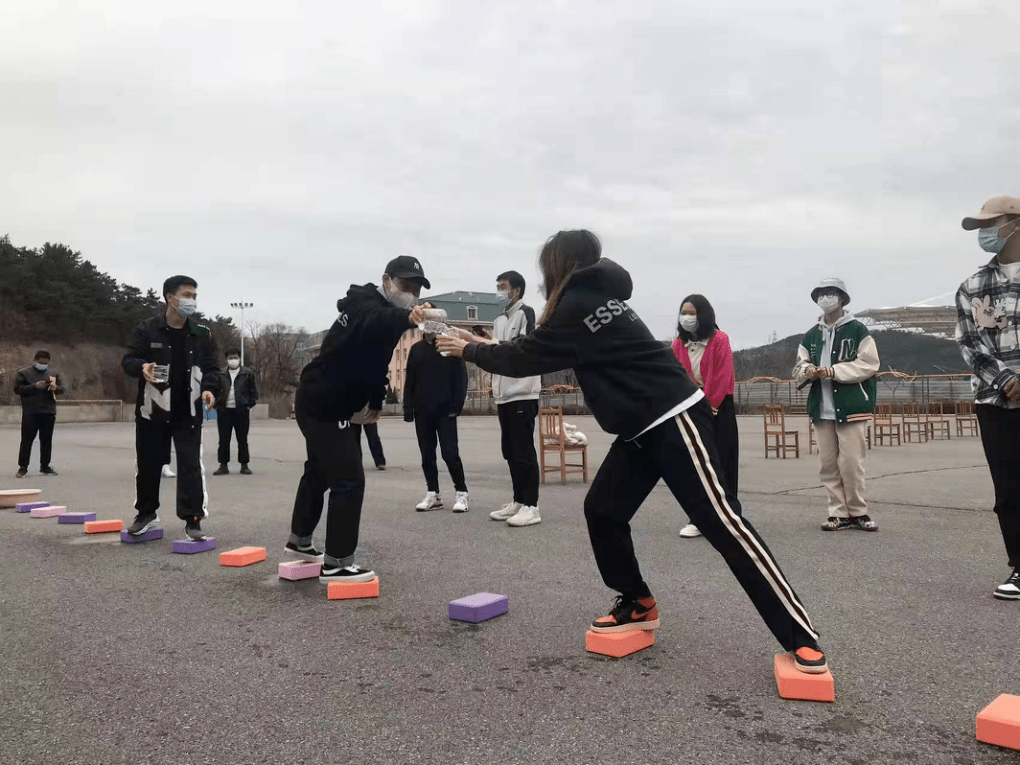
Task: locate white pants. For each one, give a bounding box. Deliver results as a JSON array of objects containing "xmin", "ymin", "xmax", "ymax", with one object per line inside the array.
[{"xmin": 814, "ymin": 420, "xmax": 869, "ymax": 518}]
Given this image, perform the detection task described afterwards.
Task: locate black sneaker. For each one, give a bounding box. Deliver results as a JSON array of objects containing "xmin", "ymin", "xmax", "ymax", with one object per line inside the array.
[
  {"xmin": 376, "ymin": 465, "xmax": 386, "ymax": 471},
  {"xmin": 590, "ymin": 595, "xmax": 660, "ymax": 633},
  {"xmin": 127, "ymin": 513, "xmax": 160, "ymax": 536},
  {"xmin": 994, "ymin": 569, "xmax": 1020, "ymax": 601},
  {"xmin": 40, "ymin": 467, "xmax": 58, "ymax": 476},
  {"xmin": 318, "ymin": 563, "xmax": 376, "ymax": 584},
  {"xmin": 240, "ymin": 464, "xmax": 252, "ymax": 475},
  {"xmin": 213, "ymin": 465, "xmax": 229, "ymax": 476},
  {"xmin": 850, "ymin": 515, "xmax": 878, "ymax": 532},
  {"xmin": 284, "ymin": 541, "xmax": 324, "ymax": 562},
  {"xmin": 792, "ymin": 646, "xmax": 828, "ymax": 674},
  {"xmin": 185, "ymin": 517, "xmax": 207, "ymax": 541},
  {"xmin": 16, "ymin": 468, "xmax": 27, "ymax": 478},
  {"xmin": 821, "ymin": 517, "xmax": 853, "ymax": 531}
]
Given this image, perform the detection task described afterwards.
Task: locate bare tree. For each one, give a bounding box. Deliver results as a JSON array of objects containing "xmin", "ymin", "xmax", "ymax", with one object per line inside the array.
[{"xmin": 246, "ymin": 321, "xmax": 309, "ymax": 416}]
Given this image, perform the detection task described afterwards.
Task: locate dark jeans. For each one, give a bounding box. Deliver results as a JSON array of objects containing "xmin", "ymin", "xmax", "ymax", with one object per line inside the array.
[
  {"xmin": 135, "ymin": 418, "xmax": 207, "ymax": 521},
  {"xmin": 290, "ymin": 406, "xmax": 365, "ymax": 567},
  {"xmin": 976, "ymin": 405, "xmax": 1020, "ymax": 568},
  {"xmin": 584, "ymin": 400, "xmax": 819, "ymax": 652},
  {"xmin": 19, "ymin": 412, "xmax": 56, "ymax": 470},
  {"xmin": 415, "ymin": 414, "xmax": 467, "ymax": 493},
  {"xmin": 497, "ymin": 400, "xmax": 540, "ymax": 506},
  {"xmin": 217, "ymin": 407, "xmax": 251, "ymax": 465},
  {"xmin": 360, "ymin": 423, "xmax": 386, "ymax": 468}
]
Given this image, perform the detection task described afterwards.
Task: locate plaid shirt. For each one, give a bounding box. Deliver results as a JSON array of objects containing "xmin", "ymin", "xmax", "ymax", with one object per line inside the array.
[{"xmin": 955, "ymin": 256, "xmax": 1020, "ymax": 408}]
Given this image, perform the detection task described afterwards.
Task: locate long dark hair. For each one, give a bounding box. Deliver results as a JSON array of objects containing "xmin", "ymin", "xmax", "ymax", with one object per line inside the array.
[
  {"xmin": 537, "ymin": 230, "xmax": 602, "ymax": 325},
  {"xmin": 676, "ymin": 294, "xmax": 719, "ymax": 343}
]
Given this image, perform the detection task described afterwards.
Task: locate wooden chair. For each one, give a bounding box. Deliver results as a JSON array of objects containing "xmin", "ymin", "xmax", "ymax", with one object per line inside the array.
[
  {"xmin": 873, "ymin": 403, "xmax": 902, "ymax": 446},
  {"xmin": 764, "ymin": 404, "xmax": 799, "ymax": 458},
  {"xmin": 927, "ymin": 402, "xmax": 952, "ymax": 440},
  {"xmin": 955, "ymin": 401, "xmax": 979, "ymax": 437},
  {"xmin": 538, "ymin": 407, "xmax": 588, "ymax": 484},
  {"xmin": 901, "ymin": 402, "xmax": 928, "ymax": 443}
]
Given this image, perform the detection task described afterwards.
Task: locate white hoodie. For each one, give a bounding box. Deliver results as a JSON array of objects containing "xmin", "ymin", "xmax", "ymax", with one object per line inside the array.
[{"xmin": 491, "ymin": 300, "xmax": 542, "ymax": 404}]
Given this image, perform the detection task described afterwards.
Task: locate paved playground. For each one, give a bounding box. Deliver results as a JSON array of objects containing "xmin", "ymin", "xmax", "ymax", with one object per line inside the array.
[{"xmin": 1, "ymin": 415, "xmax": 1017, "ymax": 765}]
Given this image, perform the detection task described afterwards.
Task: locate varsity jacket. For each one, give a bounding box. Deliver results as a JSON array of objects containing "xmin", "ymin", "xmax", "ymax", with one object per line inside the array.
[
  {"xmin": 793, "ymin": 313, "xmax": 879, "ymax": 424},
  {"xmin": 402, "ymin": 339, "xmax": 468, "ymax": 419},
  {"xmin": 491, "ymin": 300, "xmax": 542, "ymax": 404},
  {"xmin": 14, "ymin": 366, "xmax": 66, "ymax": 416},
  {"xmin": 122, "ymin": 313, "xmax": 221, "ymax": 426},
  {"xmin": 215, "ymin": 366, "xmax": 259, "ymax": 410},
  {"xmin": 464, "ymin": 259, "xmax": 702, "ymax": 440},
  {"xmin": 297, "ymin": 284, "xmax": 414, "ymax": 422}
]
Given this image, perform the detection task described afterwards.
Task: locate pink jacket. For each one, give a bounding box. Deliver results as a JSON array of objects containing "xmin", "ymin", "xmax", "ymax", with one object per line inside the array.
[{"xmin": 671, "ymin": 330, "xmax": 735, "ymax": 409}]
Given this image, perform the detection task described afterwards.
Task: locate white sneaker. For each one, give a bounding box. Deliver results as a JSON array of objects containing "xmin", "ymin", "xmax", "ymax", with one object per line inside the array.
[
  {"xmin": 415, "ymin": 491, "xmax": 443, "ymax": 512},
  {"xmin": 161, "ymin": 465, "xmax": 176, "ymax": 478},
  {"xmin": 453, "ymin": 491, "xmax": 469, "ymax": 513},
  {"xmin": 506, "ymin": 506, "xmax": 541, "ymax": 527},
  {"xmin": 679, "ymin": 523, "xmax": 702, "ymax": 538},
  {"xmin": 489, "ymin": 501, "xmax": 521, "ymax": 521}
]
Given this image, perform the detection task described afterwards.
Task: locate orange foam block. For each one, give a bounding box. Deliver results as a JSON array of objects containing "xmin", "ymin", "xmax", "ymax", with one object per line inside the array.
[
  {"xmin": 83, "ymin": 519, "xmax": 124, "ymax": 534},
  {"xmin": 976, "ymin": 693, "xmax": 1020, "ymax": 751},
  {"xmin": 773, "ymin": 654, "xmax": 835, "ymax": 702},
  {"xmin": 327, "ymin": 577, "xmax": 379, "ymax": 600},
  {"xmin": 585, "ymin": 629, "xmax": 655, "ymax": 658},
  {"xmin": 219, "ymin": 546, "xmax": 267, "ymax": 567}
]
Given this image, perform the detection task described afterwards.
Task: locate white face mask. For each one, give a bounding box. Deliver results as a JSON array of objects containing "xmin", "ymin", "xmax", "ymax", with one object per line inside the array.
[
  {"xmin": 816, "ymin": 295, "xmax": 841, "ymax": 313},
  {"xmin": 496, "ymin": 289, "xmax": 510, "ymax": 303},
  {"xmin": 172, "ymin": 295, "xmax": 198, "ymax": 316},
  {"xmin": 384, "ymin": 278, "xmax": 417, "ymax": 310},
  {"xmin": 680, "ymin": 315, "xmax": 698, "ymax": 333},
  {"xmin": 227, "ymin": 359, "xmax": 240, "ymax": 370}
]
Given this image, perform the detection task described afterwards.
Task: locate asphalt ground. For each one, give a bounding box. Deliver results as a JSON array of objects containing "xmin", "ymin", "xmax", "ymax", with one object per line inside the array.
[{"xmin": 1, "ymin": 415, "xmax": 1017, "ymax": 765}]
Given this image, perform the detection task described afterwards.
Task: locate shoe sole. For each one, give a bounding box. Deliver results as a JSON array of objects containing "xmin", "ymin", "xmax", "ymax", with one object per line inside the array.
[
  {"xmin": 416, "ymin": 504, "xmax": 443, "ymax": 512},
  {"xmin": 590, "ymin": 619, "xmax": 661, "ymax": 634},
  {"xmin": 507, "ymin": 518, "xmax": 541, "ymax": 527},
  {"xmin": 129, "ymin": 518, "xmax": 161, "ymax": 536},
  {"xmin": 318, "ymin": 573, "xmax": 376, "ymax": 584},
  {"xmin": 679, "ymin": 531, "xmax": 702, "ymax": 538},
  {"xmin": 284, "ymin": 547, "xmax": 324, "ymax": 563},
  {"xmin": 793, "ymin": 662, "xmax": 829, "ymax": 674},
  {"xmin": 993, "ymin": 591, "xmax": 1020, "ymax": 600},
  {"xmin": 452, "ymin": 507, "xmax": 469, "ymax": 513}
]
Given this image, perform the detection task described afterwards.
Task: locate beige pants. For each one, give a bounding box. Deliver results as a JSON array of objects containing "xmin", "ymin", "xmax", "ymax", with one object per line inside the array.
[{"xmin": 814, "ymin": 420, "xmax": 870, "ymax": 518}]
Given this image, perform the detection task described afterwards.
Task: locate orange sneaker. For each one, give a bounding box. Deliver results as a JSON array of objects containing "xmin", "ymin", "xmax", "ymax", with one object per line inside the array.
[
  {"xmin": 792, "ymin": 646, "xmax": 828, "ymax": 674},
  {"xmin": 591, "ymin": 595, "xmax": 660, "ymax": 633}
]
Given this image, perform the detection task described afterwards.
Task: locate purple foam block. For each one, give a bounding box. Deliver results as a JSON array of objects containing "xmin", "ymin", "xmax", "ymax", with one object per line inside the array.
[
  {"xmin": 172, "ymin": 537, "xmax": 217, "ymax": 554},
  {"xmin": 16, "ymin": 501, "xmax": 49, "ymax": 513},
  {"xmin": 120, "ymin": 528, "xmax": 164, "ymax": 543},
  {"xmin": 58, "ymin": 512, "xmax": 98, "ymax": 524},
  {"xmin": 449, "ymin": 592, "xmax": 509, "ymax": 623}
]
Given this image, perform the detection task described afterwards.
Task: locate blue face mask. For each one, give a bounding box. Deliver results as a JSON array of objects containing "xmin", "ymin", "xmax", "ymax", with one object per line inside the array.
[
  {"xmin": 979, "ymin": 226, "xmax": 1013, "ymax": 254},
  {"xmin": 34, "ymin": 363, "xmax": 48, "ymax": 372}
]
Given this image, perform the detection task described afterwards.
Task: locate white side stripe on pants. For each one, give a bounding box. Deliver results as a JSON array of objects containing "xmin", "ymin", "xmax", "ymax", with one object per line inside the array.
[
  {"xmin": 199, "ymin": 434, "xmax": 209, "ymax": 518},
  {"xmin": 676, "ymin": 412, "xmax": 818, "ymax": 640}
]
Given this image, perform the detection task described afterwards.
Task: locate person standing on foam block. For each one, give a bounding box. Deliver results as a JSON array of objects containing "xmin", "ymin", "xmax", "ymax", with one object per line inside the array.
[
  {"xmin": 14, "ymin": 349, "xmax": 65, "ymax": 478},
  {"xmin": 437, "ymin": 230, "xmax": 829, "ymax": 675},
  {"xmin": 122, "ymin": 275, "xmax": 220, "ymax": 542},
  {"xmin": 286, "ymin": 256, "xmax": 433, "ymax": 584}
]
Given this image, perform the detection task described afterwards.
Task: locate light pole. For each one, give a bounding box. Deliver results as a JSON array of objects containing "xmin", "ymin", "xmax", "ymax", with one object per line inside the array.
[{"xmin": 230, "ymin": 302, "xmax": 254, "ymax": 366}]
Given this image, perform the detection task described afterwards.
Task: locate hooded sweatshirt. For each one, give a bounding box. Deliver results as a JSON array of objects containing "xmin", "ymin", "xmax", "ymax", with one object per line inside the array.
[
  {"xmin": 464, "ymin": 259, "xmax": 703, "ymax": 440},
  {"xmin": 297, "ymin": 284, "xmax": 414, "ymax": 422}
]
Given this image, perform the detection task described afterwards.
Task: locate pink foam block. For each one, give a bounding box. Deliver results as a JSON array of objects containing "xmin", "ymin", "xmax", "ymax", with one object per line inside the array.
[
  {"xmin": 16, "ymin": 501, "xmax": 49, "ymax": 513},
  {"xmin": 278, "ymin": 561, "xmax": 321, "ymax": 580},
  {"xmin": 58, "ymin": 512, "xmax": 97, "ymax": 524},
  {"xmin": 30, "ymin": 505, "xmax": 67, "ymax": 518}
]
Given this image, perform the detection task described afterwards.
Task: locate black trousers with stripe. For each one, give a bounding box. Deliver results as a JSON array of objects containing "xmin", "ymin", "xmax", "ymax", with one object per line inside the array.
[{"xmin": 584, "ymin": 399, "xmax": 819, "ymax": 651}]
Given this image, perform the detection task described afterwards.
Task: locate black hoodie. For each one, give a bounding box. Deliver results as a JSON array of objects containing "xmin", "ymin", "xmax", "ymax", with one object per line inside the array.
[
  {"xmin": 403, "ymin": 339, "xmax": 469, "ymax": 419},
  {"xmin": 464, "ymin": 259, "xmax": 700, "ymax": 439},
  {"xmin": 297, "ymin": 284, "xmax": 414, "ymax": 422}
]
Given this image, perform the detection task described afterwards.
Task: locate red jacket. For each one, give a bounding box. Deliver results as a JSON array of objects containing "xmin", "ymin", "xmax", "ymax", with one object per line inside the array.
[{"xmin": 671, "ymin": 330, "xmax": 735, "ymax": 409}]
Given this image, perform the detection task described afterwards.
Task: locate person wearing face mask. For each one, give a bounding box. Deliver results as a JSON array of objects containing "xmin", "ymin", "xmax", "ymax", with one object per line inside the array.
[
  {"xmin": 793, "ymin": 278, "xmax": 879, "ymax": 533},
  {"xmin": 487, "ymin": 269, "xmax": 544, "ymax": 528},
  {"xmin": 14, "ymin": 350, "xmax": 65, "ymax": 478},
  {"xmin": 957, "ymin": 195, "xmax": 1020, "ymax": 601},
  {"xmin": 671, "ymin": 295, "xmax": 737, "ymax": 539},
  {"xmin": 213, "ymin": 348, "xmax": 259, "ymax": 476},
  {"xmin": 122, "ymin": 275, "xmax": 220, "ymax": 541},
  {"xmin": 286, "ymin": 256, "xmax": 433, "ymax": 584}
]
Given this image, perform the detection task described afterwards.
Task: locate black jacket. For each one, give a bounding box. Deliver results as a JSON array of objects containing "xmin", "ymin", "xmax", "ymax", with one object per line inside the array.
[
  {"xmin": 122, "ymin": 312, "xmax": 221, "ymax": 426},
  {"xmin": 464, "ymin": 258, "xmax": 701, "ymax": 440},
  {"xmin": 14, "ymin": 366, "xmax": 66, "ymax": 415},
  {"xmin": 403, "ymin": 339, "xmax": 468, "ymax": 419},
  {"xmin": 216, "ymin": 366, "xmax": 258, "ymax": 410},
  {"xmin": 297, "ymin": 284, "xmax": 414, "ymax": 422}
]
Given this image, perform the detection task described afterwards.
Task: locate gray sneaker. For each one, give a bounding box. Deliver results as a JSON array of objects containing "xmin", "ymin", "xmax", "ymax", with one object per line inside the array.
[
  {"xmin": 185, "ymin": 517, "xmax": 207, "ymax": 541},
  {"xmin": 127, "ymin": 513, "xmax": 160, "ymax": 536}
]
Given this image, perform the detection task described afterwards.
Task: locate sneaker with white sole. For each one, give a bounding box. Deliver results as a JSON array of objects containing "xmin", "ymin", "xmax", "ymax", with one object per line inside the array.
[
  {"xmin": 489, "ymin": 501, "xmax": 521, "ymax": 521},
  {"xmin": 679, "ymin": 523, "xmax": 702, "ymax": 538},
  {"xmin": 994, "ymin": 568, "xmax": 1020, "ymax": 601},
  {"xmin": 506, "ymin": 506, "xmax": 541, "ymax": 527},
  {"xmin": 415, "ymin": 491, "xmax": 443, "ymax": 512},
  {"xmin": 318, "ymin": 564, "xmax": 376, "ymax": 583},
  {"xmin": 127, "ymin": 513, "xmax": 160, "ymax": 536},
  {"xmin": 284, "ymin": 541, "xmax": 324, "ymax": 562},
  {"xmin": 161, "ymin": 465, "xmax": 176, "ymax": 478},
  {"xmin": 452, "ymin": 491, "xmax": 469, "ymax": 513}
]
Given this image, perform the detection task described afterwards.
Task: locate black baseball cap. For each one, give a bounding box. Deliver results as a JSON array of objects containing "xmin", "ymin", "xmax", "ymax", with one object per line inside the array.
[{"xmin": 385, "ymin": 256, "xmax": 430, "ymax": 290}]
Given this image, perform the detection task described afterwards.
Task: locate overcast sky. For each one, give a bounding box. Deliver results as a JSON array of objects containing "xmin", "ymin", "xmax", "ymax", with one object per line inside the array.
[{"xmin": 3, "ymin": 0, "xmax": 1018, "ymax": 349}]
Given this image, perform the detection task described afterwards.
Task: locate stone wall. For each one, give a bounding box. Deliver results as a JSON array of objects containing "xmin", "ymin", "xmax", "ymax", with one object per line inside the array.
[{"xmin": 0, "ymin": 401, "xmax": 270, "ymax": 425}]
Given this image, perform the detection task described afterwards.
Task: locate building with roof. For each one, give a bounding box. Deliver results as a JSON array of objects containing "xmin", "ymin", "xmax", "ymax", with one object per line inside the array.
[{"xmin": 855, "ymin": 291, "xmax": 958, "ymax": 338}]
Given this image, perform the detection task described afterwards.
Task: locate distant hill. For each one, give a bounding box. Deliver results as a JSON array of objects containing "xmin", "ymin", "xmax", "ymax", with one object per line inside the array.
[{"xmin": 732, "ymin": 329, "xmax": 969, "ymax": 380}]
